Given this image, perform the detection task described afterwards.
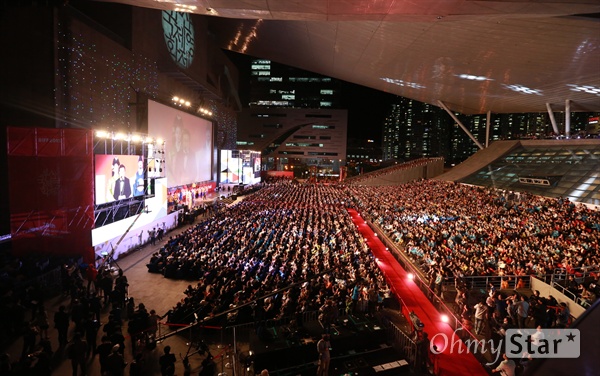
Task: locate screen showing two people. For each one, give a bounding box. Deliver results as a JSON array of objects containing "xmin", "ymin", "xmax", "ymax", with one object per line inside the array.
[
  {"xmin": 148, "ymin": 99, "xmax": 213, "ymax": 188},
  {"xmin": 95, "ymin": 154, "xmax": 146, "ymax": 205}
]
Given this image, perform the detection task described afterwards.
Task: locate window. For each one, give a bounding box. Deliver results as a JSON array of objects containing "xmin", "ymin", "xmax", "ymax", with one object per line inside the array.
[
  {"xmin": 320, "ymin": 136, "xmax": 331, "ymax": 140},
  {"xmin": 285, "ymin": 143, "xmax": 323, "ymax": 147},
  {"xmin": 312, "ymin": 124, "xmax": 334, "ymax": 129},
  {"xmin": 251, "ymin": 64, "xmax": 271, "ymax": 70},
  {"xmin": 320, "ymin": 89, "xmax": 334, "ymax": 95},
  {"xmin": 307, "ymin": 115, "xmax": 332, "ymax": 119}
]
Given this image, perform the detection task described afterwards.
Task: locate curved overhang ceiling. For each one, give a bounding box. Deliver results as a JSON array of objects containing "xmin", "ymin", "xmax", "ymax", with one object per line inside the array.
[{"xmin": 96, "ymin": 0, "xmax": 600, "ymax": 115}]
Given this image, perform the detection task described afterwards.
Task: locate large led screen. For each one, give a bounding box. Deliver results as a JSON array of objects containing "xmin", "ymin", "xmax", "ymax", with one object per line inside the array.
[
  {"xmin": 95, "ymin": 154, "xmax": 146, "ymax": 204},
  {"xmin": 148, "ymin": 100, "xmax": 213, "ymax": 188}
]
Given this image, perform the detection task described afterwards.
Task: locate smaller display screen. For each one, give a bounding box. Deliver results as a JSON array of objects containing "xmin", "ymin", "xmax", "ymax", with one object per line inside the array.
[{"xmin": 95, "ymin": 154, "xmax": 146, "ymax": 205}]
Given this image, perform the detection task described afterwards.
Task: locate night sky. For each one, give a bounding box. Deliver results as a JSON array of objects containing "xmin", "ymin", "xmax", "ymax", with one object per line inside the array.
[{"xmin": 340, "ymin": 82, "xmax": 398, "ymax": 142}]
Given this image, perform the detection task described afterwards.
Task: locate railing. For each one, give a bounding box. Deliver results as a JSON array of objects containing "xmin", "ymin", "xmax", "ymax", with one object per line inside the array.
[
  {"xmin": 552, "ymin": 265, "xmax": 600, "ymax": 283},
  {"xmin": 379, "ymin": 315, "xmax": 417, "ymax": 368},
  {"xmin": 14, "ymin": 266, "xmax": 63, "ymax": 296},
  {"xmin": 550, "ymin": 280, "xmax": 595, "ymax": 308},
  {"xmin": 447, "ymin": 274, "xmax": 532, "ymax": 292},
  {"xmin": 369, "ymin": 220, "xmax": 494, "ymax": 374}
]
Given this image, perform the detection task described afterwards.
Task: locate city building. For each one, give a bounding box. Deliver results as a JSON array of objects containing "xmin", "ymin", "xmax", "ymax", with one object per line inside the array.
[
  {"xmin": 345, "ymin": 138, "xmax": 383, "ymax": 176},
  {"xmin": 238, "ymin": 59, "xmax": 348, "ymax": 177},
  {"xmin": 238, "ymin": 107, "xmax": 348, "ymax": 177},
  {"xmin": 381, "ymin": 98, "xmax": 449, "ymax": 161},
  {"xmin": 382, "ymin": 97, "xmax": 599, "ymax": 165}
]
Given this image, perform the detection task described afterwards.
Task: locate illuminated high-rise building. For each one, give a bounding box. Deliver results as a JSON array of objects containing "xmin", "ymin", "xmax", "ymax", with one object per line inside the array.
[
  {"xmin": 238, "ymin": 59, "xmax": 347, "ymax": 176},
  {"xmin": 247, "ymin": 59, "xmax": 342, "ymax": 108}
]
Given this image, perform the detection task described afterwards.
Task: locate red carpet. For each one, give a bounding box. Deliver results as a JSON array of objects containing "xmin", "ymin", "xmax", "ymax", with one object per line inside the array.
[{"xmin": 348, "ymin": 209, "xmax": 489, "ymax": 376}]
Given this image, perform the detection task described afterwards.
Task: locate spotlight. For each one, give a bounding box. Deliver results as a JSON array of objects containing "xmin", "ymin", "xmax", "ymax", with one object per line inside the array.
[
  {"xmin": 408, "ymin": 273, "xmax": 415, "ymax": 280},
  {"xmin": 95, "ymin": 130, "xmax": 108, "ymax": 138},
  {"xmin": 173, "ymin": 96, "xmax": 179, "ymax": 102},
  {"xmin": 441, "ymin": 314, "xmax": 449, "ymax": 323}
]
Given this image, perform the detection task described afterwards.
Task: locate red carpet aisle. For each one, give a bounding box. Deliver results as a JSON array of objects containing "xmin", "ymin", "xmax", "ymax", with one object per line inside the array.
[{"xmin": 348, "ymin": 209, "xmax": 489, "ymax": 376}]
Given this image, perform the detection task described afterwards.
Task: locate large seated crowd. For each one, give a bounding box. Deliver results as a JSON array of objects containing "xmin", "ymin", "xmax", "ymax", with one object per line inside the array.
[
  {"xmin": 149, "ymin": 182, "xmax": 389, "ymax": 327},
  {"xmin": 2, "ymin": 177, "xmax": 599, "ymax": 375},
  {"xmin": 348, "ymin": 180, "xmax": 600, "ymax": 304}
]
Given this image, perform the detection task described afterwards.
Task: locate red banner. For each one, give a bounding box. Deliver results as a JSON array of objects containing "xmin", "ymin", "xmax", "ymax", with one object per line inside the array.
[{"xmin": 7, "ymin": 127, "xmax": 95, "ymax": 262}]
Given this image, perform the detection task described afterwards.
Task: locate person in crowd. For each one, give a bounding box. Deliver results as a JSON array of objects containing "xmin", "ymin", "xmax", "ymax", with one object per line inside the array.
[
  {"xmin": 491, "ymin": 353, "xmax": 516, "ymax": 376},
  {"xmin": 96, "ymin": 336, "xmax": 113, "ymax": 375},
  {"xmin": 316, "ymin": 333, "xmax": 331, "ymax": 376},
  {"xmin": 514, "ymin": 295, "xmax": 530, "ymax": 329},
  {"xmin": 67, "ymin": 333, "xmax": 87, "ymax": 376},
  {"xmin": 54, "ymin": 305, "xmax": 70, "ymax": 348},
  {"xmin": 129, "ymin": 352, "xmax": 144, "ymax": 376},
  {"xmin": 159, "ymin": 345, "xmax": 176, "ymax": 376},
  {"xmin": 473, "ymin": 300, "xmax": 488, "ymax": 335},
  {"xmin": 105, "ymin": 344, "xmax": 127, "ymax": 376}
]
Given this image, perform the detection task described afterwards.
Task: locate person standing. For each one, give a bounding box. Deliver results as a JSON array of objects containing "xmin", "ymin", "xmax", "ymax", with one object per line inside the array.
[
  {"xmin": 129, "ymin": 353, "xmax": 144, "ymax": 376},
  {"xmin": 515, "ymin": 295, "xmax": 530, "ymax": 329},
  {"xmin": 68, "ymin": 333, "xmax": 87, "ymax": 376},
  {"xmin": 114, "ymin": 164, "xmax": 132, "ymax": 200},
  {"xmin": 132, "ymin": 156, "xmax": 146, "ymax": 197},
  {"xmin": 105, "ymin": 344, "xmax": 127, "ymax": 376},
  {"xmin": 54, "ymin": 305, "xmax": 70, "ymax": 348},
  {"xmin": 316, "ymin": 334, "xmax": 331, "ymax": 376},
  {"xmin": 106, "ymin": 157, "xmax": 121, "ymax": 202},
  {"xmin": 473, "ymin": 300, "xmax": 488, "ymax": 335},
  {"xmin": 159, "ymin": 345, "xmax": 176, "ymax": 376},
  {"xmin": 95, "ymin": 336, "xmax": 113, "ymax": 375}
]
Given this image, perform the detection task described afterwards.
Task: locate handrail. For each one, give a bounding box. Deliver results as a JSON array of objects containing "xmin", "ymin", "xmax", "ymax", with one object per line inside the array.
[{"xmin": 369, "ymin": 220, "xmax": 496, "ymax": 373}]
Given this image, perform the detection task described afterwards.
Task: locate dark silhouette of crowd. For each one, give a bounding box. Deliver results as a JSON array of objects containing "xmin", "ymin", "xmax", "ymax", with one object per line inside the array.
[{"xmin": 0, "ymin": 250, "xmax": 162, "ymax": 375}]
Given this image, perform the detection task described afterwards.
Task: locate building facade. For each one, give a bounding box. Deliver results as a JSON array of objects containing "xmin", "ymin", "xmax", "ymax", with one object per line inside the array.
[
  {"xmin": 238, "ymin": 59, "xmax": 348, "ymax": 176},
  {"xmin": 238, "ymin": 108, "xmax": 348, "ymax": 177},
  {"xmin": 382, "ymin": 97, "xmax": 599, "ymax": 166}
]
